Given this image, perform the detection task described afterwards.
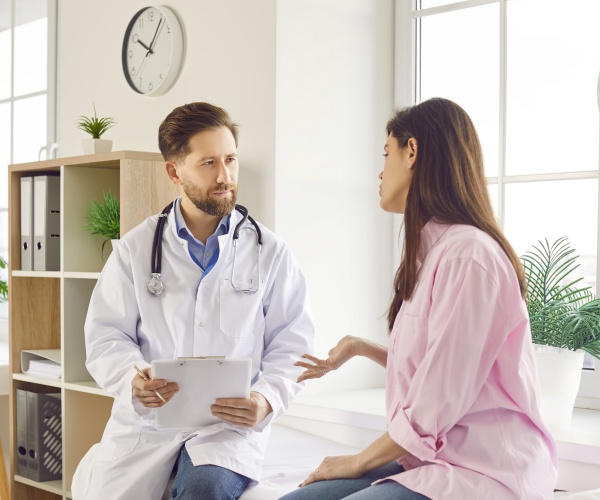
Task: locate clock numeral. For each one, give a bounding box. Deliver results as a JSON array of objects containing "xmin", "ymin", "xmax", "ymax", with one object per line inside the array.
[
  {"xmin": 148, "ymin": 11, "xmax": 154, "ymax": 22},
  {"xmin": 167, "ymin": 24, "xmax": 171, "ymax": 34},
  {"xmin": 139, "ymin": 77, "xmax": 143, "ymax": 87},
  {"xmin": 159, "ymin": 74, "xmax": 163, "ymax": 81},
  {"xmin": 128, "ymin": 50, "xmax": 133, "ymax": 60},
  {"xmin": 148, "ymin": 82, "xmax": 154, "ymax": 91},
  {"xmin": 132, "ymin": 34, "xmax": 138, "ymax": 44},
  {"xmin": 131, "ymin": 67, "xmax": 136, "ymax": 77},
  {"xmin": 138, "ymin": 18, "xmax": 144, "ymax": 29}
]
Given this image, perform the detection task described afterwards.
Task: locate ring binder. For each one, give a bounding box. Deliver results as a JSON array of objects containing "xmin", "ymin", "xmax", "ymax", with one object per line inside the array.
[
  {"xmin": 33, "ymin": 174, "xmax": 61, "ymax": 271},
  {"xmin": 20, "ymin": 176, "xmax": 34, "ymax": 271}
]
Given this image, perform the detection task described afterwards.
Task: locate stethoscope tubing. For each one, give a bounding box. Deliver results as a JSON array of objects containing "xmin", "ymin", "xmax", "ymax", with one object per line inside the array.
[{"xmin": 146, "ymin": 202, "xmax": 261, "ymax": 296}]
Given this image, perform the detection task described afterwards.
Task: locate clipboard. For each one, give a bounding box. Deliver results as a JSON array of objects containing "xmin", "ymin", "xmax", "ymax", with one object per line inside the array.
[{"xmin": 151, "ymin": 357, "xmax": 252, "ymax": 430}]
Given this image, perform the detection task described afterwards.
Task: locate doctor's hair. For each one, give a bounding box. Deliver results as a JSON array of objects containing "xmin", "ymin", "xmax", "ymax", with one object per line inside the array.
[
  {"xmin": 158, "ymin": 102, "xmax": 239, "ymax": 162},
  {"xmin": 386, "ymin": 97, "xmax": 526, "ymax": 332}
]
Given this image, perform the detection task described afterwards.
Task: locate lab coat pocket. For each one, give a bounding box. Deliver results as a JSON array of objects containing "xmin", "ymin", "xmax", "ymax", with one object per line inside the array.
[
  {"xmin": 94, "ymin": 423, "xmax": 142, "ymax": 462},
  {"xmin": 219, "ymin": 278, "xmax": 265, "ymax": 338}
]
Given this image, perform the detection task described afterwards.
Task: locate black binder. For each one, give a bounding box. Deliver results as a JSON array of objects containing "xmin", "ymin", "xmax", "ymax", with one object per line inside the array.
[{"xmin": 24, "ymin": 391, "xmax": 62, "ymax": 482}]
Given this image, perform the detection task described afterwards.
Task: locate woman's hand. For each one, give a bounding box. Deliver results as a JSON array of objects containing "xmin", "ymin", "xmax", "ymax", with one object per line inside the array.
[
  {"xmin": 295, "ymin": 335, "xmax": 362, "ymax": 382},
  {"xmin": 300, "ymin": 455, "xmax": 364, "ymax": 487}
]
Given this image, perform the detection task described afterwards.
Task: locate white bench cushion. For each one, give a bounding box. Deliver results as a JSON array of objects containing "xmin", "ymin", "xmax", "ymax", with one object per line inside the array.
[{"xmin": 240, "ymin": 424, "xmax": 361, "ymax": 499}]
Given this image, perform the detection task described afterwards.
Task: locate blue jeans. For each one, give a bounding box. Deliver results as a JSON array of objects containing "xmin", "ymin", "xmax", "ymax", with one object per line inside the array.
[
  {"xmin": 278, "ymin": 462, "xmax": 430, "ymax": 500},
  {"xmin": 171, "ymin": 446, "xmax": 252, "ymax": 500}
]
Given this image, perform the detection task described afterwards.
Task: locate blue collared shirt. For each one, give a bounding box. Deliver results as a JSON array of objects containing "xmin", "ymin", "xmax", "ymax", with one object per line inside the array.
[{"xmin": 174, "ymin": 198, "xmax": 230, "ymax": 274}]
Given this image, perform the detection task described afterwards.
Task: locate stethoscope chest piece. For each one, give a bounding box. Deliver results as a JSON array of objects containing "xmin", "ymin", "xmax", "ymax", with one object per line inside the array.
[{"xmin": 147, "ymin": 273, "xmax": 165, "ymax": 296}]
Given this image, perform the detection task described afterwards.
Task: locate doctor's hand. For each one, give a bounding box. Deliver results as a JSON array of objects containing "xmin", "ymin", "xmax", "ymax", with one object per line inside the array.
[
  {"xmin": 211, "ymin": 391, "xmax": 273, "ymax": 428},
  {"xmin": 131, "ymin": 368, "xmax": 179, "ymax": 408},
  {"xmin": 295, "ymin": 335, "xmax": 362, "ymax": 382}
]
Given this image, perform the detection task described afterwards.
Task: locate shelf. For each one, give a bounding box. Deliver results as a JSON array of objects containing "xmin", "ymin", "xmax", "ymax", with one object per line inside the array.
[
  {"xmin": 8, "ymin": 152, "xmax": 178, "ymax": 498},
  {"xmin": 289, "ymin": 388, "xmax": 387, "ymax": 431},
  {"xmin": 63, "ymin": 272, "xmax": 101, "ymax": 280},
  {"xmin": 63, "ymin": 381, "xmax": 109, "ymax": 397},
  {"xmin": 12, "ymin": 373, "xmax": 62, "ymax": 389},
  {"xmin": 14, "ymin": 475, "xmax": 64, "ymax": 495},
  {"xmin": 12, "ymin": 271, "xmax": 61, "ymax": 278},
  {"xmin": 291, "ymin": 388, "xmax": 600, "ymax": 468}
]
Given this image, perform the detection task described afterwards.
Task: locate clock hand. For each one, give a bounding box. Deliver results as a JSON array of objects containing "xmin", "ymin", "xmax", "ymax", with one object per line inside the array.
[
  {"xmin": 136, "ymin": 39, "xmax": 154, "ymax": 55},
  {"xmin": 136, "ymin": 53, "xmax": 150, "ymax": 80},
  {"xmin": 148, "ymin": 17, "xmax": 164, "ymax": 52}
]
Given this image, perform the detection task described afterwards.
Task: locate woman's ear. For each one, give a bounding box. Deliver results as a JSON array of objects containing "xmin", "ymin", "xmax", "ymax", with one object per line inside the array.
[{"xmin": 407, "ymin": 137, "xmax": 418, "ymax": 168}]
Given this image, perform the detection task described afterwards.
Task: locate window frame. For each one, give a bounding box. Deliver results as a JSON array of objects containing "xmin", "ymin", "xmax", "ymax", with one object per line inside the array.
[
  {"xmin": 0, "ymin": 0, "xmax": 57, "ymax": 341},
  {"xmin": 394, "ymin": 0, "xmax": 600, "ymax": 408}
]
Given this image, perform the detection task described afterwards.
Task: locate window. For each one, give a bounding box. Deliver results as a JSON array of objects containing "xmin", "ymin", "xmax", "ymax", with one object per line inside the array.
[
  {"xmin": 405, "ymin": 0, "xmax": 600, "ymax": 406},
  {"xmin": 0, "ymin": 0, "xmax": 57, "ymax": 337}
]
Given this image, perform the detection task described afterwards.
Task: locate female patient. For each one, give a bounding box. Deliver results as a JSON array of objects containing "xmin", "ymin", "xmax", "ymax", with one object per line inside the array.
[{"xmin": 281, "ymin": 98, "xmax": 557, "ymax": 500}]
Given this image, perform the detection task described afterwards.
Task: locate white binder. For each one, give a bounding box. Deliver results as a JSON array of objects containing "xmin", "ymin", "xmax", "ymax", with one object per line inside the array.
[
  {"xmin": 20, "ymin": 176, "xmax": 33, "ymax": 271},
  {"xmin": 33, "ymin": 175, "xmax": 61, "ymax": 271}
]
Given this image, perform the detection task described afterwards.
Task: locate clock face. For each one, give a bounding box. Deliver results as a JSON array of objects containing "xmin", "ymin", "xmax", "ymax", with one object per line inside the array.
[{"xmin": 122, "ymin": 6, "xmax": 184, "ymax": 96}]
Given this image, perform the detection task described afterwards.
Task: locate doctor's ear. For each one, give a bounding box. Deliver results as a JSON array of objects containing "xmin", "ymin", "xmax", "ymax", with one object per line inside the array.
[{"xmin": 166, "ymin": 161, "xmax": 182, "ymax": 185}]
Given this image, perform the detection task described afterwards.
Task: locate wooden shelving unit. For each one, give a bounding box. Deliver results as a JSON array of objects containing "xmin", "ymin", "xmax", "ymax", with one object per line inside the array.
[{"xmin": 7, "ymin": 151, "xmax": 179, "ymax": 499}]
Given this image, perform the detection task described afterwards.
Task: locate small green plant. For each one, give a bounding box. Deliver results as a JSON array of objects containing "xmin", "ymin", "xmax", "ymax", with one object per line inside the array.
[
  {"xmin": 521, "ymin": 237, "xmax": 600, "ymax": 360},
  {"xmin": 84, "ymin": 191, "xmax": 120, "ymax": 256},
  {"xmin": 0, "ymin": 256, "xmax": 7, "ymax": 303},
  {"xmin": 76, "ymin": 105, "xmax": 115, "ymax": 139}
]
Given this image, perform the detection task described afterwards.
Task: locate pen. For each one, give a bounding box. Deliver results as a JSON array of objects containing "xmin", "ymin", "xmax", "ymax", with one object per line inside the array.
[{"xmin": 133, "ymin": 364, "xmax": 166, "ymax": 403}]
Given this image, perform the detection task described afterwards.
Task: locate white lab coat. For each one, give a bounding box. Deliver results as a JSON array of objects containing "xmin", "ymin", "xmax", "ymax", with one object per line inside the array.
[{"xmin": 72, "ymin": 201, "xmax": 315, "ymax": 500}]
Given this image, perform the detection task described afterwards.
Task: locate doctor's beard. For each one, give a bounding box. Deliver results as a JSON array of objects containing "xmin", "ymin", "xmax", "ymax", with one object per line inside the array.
[{"xmin": 183, "ymin": 181, "xmax": 238, "ymax": 217}]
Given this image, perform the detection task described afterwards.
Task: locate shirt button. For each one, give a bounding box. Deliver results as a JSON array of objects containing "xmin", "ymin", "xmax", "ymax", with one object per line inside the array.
[{"xmin": 199, "ymin": 322, "xmax": 205, "ymax": 327}]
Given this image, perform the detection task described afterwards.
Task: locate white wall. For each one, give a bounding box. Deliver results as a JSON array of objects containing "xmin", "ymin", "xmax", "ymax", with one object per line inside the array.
[
  {"xmin": 57, "ymin": 0, "xmax": 277, "ymax": 226},
  {"xmin": 275, "ymin": 0, "xmax": 394, "ymax": 393},
  {"xmin": 56, "ymin": 0, "xmax": 395, "ymax": 394}
]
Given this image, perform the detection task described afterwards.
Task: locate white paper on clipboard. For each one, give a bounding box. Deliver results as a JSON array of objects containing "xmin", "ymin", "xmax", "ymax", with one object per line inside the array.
[{"xmin": 151, "ymin": 357, "xmax": 252, "ymax": 430}]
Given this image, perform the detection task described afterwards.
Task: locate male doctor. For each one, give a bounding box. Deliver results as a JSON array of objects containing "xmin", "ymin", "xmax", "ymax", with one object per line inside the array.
[{"xmin": 72, "ymin": 102, "xmax": 315, "ymax": 499}]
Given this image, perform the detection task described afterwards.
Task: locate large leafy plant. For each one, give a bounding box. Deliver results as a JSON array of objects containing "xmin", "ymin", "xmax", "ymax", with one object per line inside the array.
[
  {"xmin": 83, "ymin": 191, "xmax": 120, "ymax": 256},
  {"xmin": 77, "ymin": 105, "xmax": 115, "ymax": 139},
  {"xmin": 522, "ymin": 237, "xmax": 600, "ymax": 360}
]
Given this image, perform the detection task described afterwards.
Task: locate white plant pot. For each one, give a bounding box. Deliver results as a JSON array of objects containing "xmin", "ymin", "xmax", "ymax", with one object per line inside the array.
[
  {"xmin": 534, "ymin": 344, "xmax": 584, "ymax": 432},
  {"xmin": 82, "ymin": 138, "xmax": 112, "ymax": 155}
]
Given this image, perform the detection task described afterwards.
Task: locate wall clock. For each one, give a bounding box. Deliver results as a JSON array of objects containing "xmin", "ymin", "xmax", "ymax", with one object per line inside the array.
[{"xmin": 122, "ymin": 5, "xmax": 184, "ymax": 96}]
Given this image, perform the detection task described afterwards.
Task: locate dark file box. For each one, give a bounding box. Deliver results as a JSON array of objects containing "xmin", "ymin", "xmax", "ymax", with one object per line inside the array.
[{"xmin": 25, "ymin": 390, "xmax": 62, "ymax": 482}]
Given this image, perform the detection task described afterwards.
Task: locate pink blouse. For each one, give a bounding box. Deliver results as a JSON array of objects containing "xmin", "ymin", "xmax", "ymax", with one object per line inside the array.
[{"xmin": 382, "ymin": 221, "xmax": 557, "ymax": 499}]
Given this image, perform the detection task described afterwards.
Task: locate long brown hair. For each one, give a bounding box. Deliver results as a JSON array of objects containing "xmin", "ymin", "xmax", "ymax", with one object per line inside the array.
[{"xmin": 387, "ymin": 98, "xmax": 526, "ymax": 331}]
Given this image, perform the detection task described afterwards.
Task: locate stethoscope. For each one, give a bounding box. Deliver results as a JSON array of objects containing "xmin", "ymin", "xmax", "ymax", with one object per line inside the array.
[{"xmin": 146, "ymin": 202, "xmax": 262, "ymax": 297}]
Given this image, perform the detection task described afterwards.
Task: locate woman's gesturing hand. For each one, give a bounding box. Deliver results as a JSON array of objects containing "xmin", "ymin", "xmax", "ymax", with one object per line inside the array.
[{"xmin": 295, "ymin": 335, "xmax": 362, "ymax": 382}]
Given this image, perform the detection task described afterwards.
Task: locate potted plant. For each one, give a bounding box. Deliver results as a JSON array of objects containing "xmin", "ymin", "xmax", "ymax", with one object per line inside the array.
[
  {"xmin": 83, "ymin": 191, "xmax": 120, "ymax": 257},
  {"xmin": 77, "ymin": 105, "xmax": 116, "ymax": 155},
  {"xmin": 521, "ymin": 237, "xmax": 600, "ymax": 431},
  {"xmin": 0, "ymin": 257, "xmax": 7, "ymax": 303}
]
